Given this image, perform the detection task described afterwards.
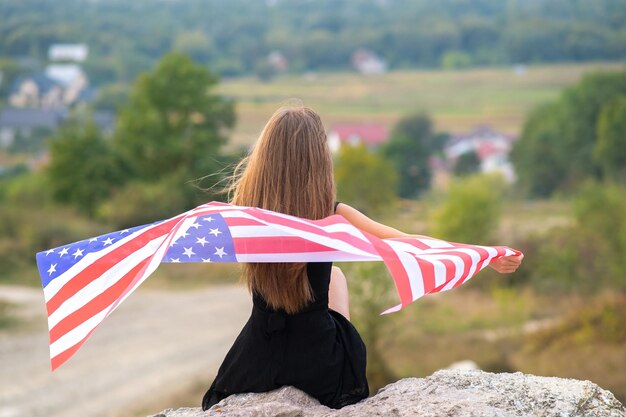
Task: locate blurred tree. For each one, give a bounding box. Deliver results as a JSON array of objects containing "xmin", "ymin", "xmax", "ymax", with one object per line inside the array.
[
  {"xmin": 254, "ymin": 59, "xmax": 278, "ymax": 82},
  {"xmin": 441, "ymin": 50, "xmax": 472, "ymax": 69},
  {"xmin": 511, "ymin": 102, "xmax": 569, "ymax": 197},
  {"xmin": 382, "ymin": 113, "xmax": 445, "ymax": 198},
  {"xmin": 335, "ymin": 144, "xmax": 398, "ymax": 217},
  {"xmin": 559, "ymin": 72, "xmax": 626, "ymax": 185},
  {"xmin": 593, "ymin": 96, "xmax": 626, "ymax": 182},
  {"xmin": 430, "ymin": 174, "xmax": 504, "ymax": 244},
  {"xmin": 0, "ymin": 58, "xmax": 21, "ymax": 98},
  {"xmin": 47, "ymin": 121, "xmax": 129, "ymax": 216},
  {"xmin": 512, "ymin": 71, "xmax": 626, "ymax": 196},
  {"xmin": 97, "ymin": 175, "xmax": 189, "ymax": 229},
  {"xmin": 522, "ymin": 181, "xmax": 626, "ymax": 293},
  {"xmin": 91, "ymin": 83, "xmax": 130, "ymax": 112},
  {"xmin": 573, "ymin": 181, "xmax": 626, "ymax": 287},
  {"xmin": 1, "ymin": 0, "xmax": 626, "ymax": 78},
  {"xmin": 113, "ymin": 52, "xmax": 235, "ymax": 198},
  {"xmin": 173, "ymin": 30, "xmax": 215, "ymax": 64},
  {"xmin": 453, "ymin": 150, "xmax": 481, "ymax": 176}
]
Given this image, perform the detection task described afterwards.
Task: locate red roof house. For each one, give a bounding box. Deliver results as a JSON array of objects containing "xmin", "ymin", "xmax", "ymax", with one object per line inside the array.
[{"xmin": 327, "ymin": 123, "xmax": 389, "ymax": 153}]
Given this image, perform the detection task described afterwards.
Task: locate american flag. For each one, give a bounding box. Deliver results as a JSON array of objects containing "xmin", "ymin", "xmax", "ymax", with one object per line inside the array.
[{"xmin": 36, "ymin": 201, "xmax": 520, "ymax": 370}]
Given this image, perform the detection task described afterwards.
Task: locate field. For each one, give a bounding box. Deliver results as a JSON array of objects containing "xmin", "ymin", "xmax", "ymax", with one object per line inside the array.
[{"xmin": 218, "ymin": 62, "xmax": 625, "ymax": 147}]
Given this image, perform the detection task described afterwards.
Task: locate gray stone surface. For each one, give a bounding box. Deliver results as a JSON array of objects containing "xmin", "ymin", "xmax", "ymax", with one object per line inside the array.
[{"xmin": 149, "ymin": 370, "xmax": 626, "ymax": 417}]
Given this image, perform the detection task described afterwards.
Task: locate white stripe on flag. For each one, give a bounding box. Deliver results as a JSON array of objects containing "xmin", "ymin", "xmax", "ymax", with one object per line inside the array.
[
  {"xmin": 234, "ymin": 251, "xmax": 378, "ymax": 263},
  {"xmin": 50, "ymin": 309, "xmax": 108, "ymax": 359},
  {"xmin": 48, "ymin": 236, "xmax": 165, "ymax": 329},
  {"xmin": 43, "ymin": 220, "xmax": 170, "ymax": 301},
  {"xmin": 223, "ymin": 211, "xmax": 377, "ymax": 258}
]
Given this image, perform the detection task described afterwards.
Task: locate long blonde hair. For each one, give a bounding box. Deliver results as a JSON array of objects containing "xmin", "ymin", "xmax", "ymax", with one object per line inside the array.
[{"xmin": 230, "ymin": 106, "xmax": 335, "ymax": 314}]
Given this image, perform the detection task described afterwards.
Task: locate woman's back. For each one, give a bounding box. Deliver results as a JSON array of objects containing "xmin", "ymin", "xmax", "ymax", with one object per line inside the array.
[
  {"xmin": 202, "ymin": 106, "xmax": 368, "ymax": 410},
  {"xmin": 202, "ymin": 262, "xmax": 368, "ymax": 410}
]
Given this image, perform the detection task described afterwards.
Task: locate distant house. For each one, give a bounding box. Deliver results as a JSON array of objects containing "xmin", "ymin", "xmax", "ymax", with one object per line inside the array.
[
  {"xmin": 267, "ymin": 50, "xmax": 288, "ymax": 72},
  {"xmin": 0, "ymin": 108, "xmax": 66, "ymax": 148},
  {"xmin": 327, "ymin": 123, "xmax": 389, "ymax": 153},
  {"xmin": 0, "ymin": 108, "xmax": 115, "ymax": 149},
  {"xmin": 351, "ymin": 49, "xmax": 387, "ymax": 75},
  {"xmin": 443, "ymin": 126, "xmax": 517, "ymax": 182},
  {"xmin": 9, "ymin": 74, "xmax": 64, "ymax": 109},
  {"xmin": 9, "ymin": 64, "xmax": 89, "ymax": 109},
  {"xmin": 48, "ymin": 44, "xmax": 89, "ymax": 62}
]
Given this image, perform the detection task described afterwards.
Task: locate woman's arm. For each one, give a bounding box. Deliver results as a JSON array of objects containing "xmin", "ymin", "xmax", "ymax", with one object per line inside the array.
[
  {"xmin": 336, "ymin": 202, "xmax": 431, "ymax": 239},
  {"xmin": 335, "ymin": 202, "xmax": 523, "ymax": 273}
]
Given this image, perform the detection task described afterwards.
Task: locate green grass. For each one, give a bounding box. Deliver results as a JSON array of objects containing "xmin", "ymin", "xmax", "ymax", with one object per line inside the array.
[{"xmin": 218, "ymin": 62, "xmax": 626, "ymax": 147}]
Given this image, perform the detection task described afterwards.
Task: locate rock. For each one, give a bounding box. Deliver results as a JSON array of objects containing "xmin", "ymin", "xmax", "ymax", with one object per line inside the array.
[
  {"xmin": 445, "ymin": 359, "xmax": 481, "ymax": 371},
  {"xmin": 149, "ymin": 370, "xmax": 626, "ymax": 417}
]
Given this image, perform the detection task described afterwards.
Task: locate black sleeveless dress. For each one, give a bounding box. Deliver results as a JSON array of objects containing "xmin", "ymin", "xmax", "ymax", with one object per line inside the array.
[{"xmin": 201, "ymin": 262, "xmax": 369, "ymax": 410}]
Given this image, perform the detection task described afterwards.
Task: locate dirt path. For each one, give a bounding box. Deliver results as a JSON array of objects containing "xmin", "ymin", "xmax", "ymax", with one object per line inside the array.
[{"xmin": 0, "ymin": 285, "xmax": 251, "ymax": 417}]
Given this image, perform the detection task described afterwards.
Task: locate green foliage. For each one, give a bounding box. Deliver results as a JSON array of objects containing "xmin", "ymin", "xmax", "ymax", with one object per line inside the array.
[
  {"xmin": 527, "ymin": 294, "xmax": 626, "ymax": 351},
  {"xmin": 511, "ymin": 102, "xmax": 569, "ymax": 197},
  {"xmin": 91, "ymin": 83, "xmax": 130, "ymax": 112},
  {"xmin": 382, "ymin": 113, "xmax": 444, "ymax": 198},
  {"xmin": 559, "ymin": 72, "xmax": 626, "ymax": 184},
  {"xmin": 573, "ymin": 181, "xmax": 626, "ymax": 287},
  {"xmin": 344, "ymin": 262, "xmax": 398, "ymax": 390},
  {"xmin": 97, "ymin": 176, "xmax": 189, "ymax": 229},
  {"xmin": 1, "ymin": 171, "xmax": 51, "ymax": 206},
  {"xmin": 1, "ymin": 0, "xmax": 625, "ymax": 81},
  {"xmin": 335, "ymin": 144, "xmax": 398, "ymax": 217},
  {"xmin": 594, "ymin": 96, "xmax": 626, "ymax": 182},
  {"xmin": 430, "ymin": 174, "xmax": 504, "ymax": 244},
  {"xmin": 0, "ymin": 58, "xmax": 21, "ymax": 97},
  {"xmin": 441, "ymin": 51, "xmax": 472, "ymax": 70},
  {"xmin": 47, "ymin": 120, "xmax": 129, "ymax": 216},
  {"xmin": 518, "ymin": 182, "xmax": 626, "ymax": 293},
  {"xmin": 453, "ymin": 150, "xmax": 481, "ymax": 177},
  {"xmin": 173, "ymin": 30, "xmax": 215, "ymax": 65},
  {"xmin": 113, "ymin": 52, "xmax": 235, "ymax": 189},
  {"xmin": 512, "ymin": 71, "xmax": 626, "ymax": 196},
  {"xmin": 0, "ymin": 180, "xmax": 108, "ymax": 285}
]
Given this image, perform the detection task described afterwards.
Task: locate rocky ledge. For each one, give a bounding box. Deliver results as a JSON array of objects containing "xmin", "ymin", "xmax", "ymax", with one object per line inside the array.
[{"xmin": 150, "ymin": 369, "xmax": 626, "ymax": 417}]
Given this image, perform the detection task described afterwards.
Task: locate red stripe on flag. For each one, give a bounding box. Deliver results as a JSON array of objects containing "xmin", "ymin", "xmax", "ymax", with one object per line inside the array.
[
  {"xmin": 48, "ymin": 258, "xmax": 149, "ymax": 344},
  {"xmin": 438, "ymin": 258, "xmax": 456, "ymax": 284},
  {"xmin": 46, "ymin": 218, "xmax": 178, "ymax": 315},
  {"xmin": 416, "ymin": 257, "xmax": 436, "ymax": 294},
  {"xmin": 232, "ymin": 236, "xmax": 336, "ymax": 254},
  {"xmin": 224, "ymin": 217, "xmax": 265, "ymax": 227},
  {"xmin": 363, "ymin": 232, "xmax": 413, "ymax": 307},
  {"xmin": 50, "ymin": 338, "xmax": 85, "ymax": 371},
  {"xmin": 244, "ymin": 210, "xmax": 377, "ymax": 256},
  {"xmin": 389, "ymin": 237, "xmax": 432, "ymax": 250}
]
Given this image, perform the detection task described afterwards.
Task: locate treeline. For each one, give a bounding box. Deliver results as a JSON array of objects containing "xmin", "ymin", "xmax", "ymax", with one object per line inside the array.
[{"xmin": 1, "ymin": 0, "xmax": 625, "ymax": 84}]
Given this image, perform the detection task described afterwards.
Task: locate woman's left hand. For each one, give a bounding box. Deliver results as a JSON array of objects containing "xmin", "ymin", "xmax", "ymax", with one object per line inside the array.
[{"xmin": 489, "ymin": 254, "xmax": 524, "ymax": 274}]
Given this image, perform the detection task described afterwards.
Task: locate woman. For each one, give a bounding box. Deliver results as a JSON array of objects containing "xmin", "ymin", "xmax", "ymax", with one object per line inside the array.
[{"xmin": 201, "ymin": 105, "xmax": 523, "ymax": 410}]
